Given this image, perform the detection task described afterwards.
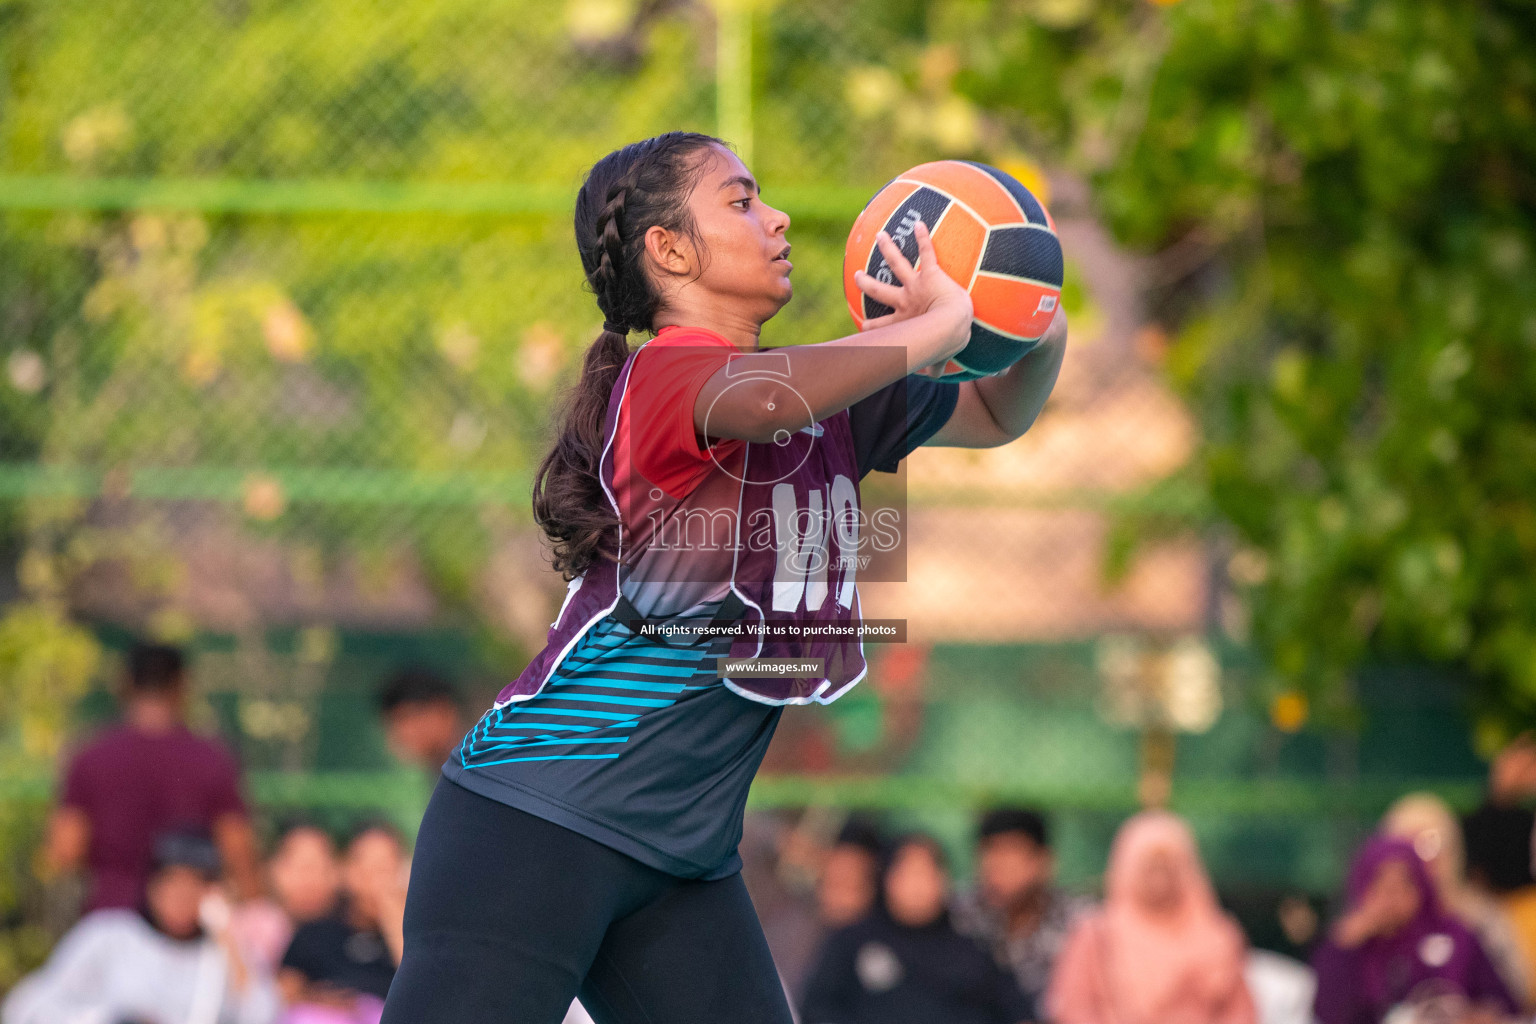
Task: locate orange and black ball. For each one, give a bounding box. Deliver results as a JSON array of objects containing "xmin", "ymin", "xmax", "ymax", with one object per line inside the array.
[{"xmin": 844, "ymin": 160, "xmax": 1063, "ymax": 381}]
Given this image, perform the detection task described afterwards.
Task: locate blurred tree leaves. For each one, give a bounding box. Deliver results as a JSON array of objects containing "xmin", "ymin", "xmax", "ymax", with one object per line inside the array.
[
  {"xmin": 945, "ymin": 0, "xmax": 1536, "ymax": 735},
  {"xmin": 0, "ymin": 601, "xmax": 99, "ymax": 764},
  {"xmin": 0, "ymin": 599, "xmax": 98, "ymax": 987}
]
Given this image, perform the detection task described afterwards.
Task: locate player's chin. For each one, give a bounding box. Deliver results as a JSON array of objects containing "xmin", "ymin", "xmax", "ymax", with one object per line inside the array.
[{"xmin": 763, "ymin": 273, "xmax": 793, "ymax": 306}]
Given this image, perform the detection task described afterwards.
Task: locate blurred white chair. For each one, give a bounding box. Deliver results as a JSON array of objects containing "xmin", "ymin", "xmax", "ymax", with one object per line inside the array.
[{"xmin": 1245, "ymin": 949, "xmax": 1318, "ymax": 1024}]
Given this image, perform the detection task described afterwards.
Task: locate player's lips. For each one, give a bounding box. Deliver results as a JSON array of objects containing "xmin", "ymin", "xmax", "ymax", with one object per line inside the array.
[{"xmin": 772, "ymin": 243, "xmax": 792, "ymax": 271}]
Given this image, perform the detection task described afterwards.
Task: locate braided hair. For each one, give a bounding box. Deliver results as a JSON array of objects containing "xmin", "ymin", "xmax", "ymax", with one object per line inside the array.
[{"xmin": 534, "ymin": 132, "xmax": 723, "ymax": 580}]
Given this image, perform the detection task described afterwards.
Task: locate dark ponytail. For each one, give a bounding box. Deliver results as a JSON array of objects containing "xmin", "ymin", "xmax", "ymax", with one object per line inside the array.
[{"xmin": 533, "ymin": 131, "xmax": 724, "ymax": 580}]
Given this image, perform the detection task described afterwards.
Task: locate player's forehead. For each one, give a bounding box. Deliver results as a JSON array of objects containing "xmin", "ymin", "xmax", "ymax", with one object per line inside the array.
[{"xmin": 695, "ymin": 145, "xmax": 756, "ymax": 194}]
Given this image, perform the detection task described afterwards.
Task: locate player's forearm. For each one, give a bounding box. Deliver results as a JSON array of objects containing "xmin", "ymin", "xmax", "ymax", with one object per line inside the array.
[
  {"xmin": 698, "ymin": 311, "xmax": 965, "ymax": 442},
  {"xmin": 970, "ymin": 313, "xmax": 1066, "ymax": 441}
]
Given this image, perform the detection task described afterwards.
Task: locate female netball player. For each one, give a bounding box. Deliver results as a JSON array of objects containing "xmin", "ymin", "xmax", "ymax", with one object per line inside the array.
[{"xmin": 381, "ymin": 131, "xmax": 1067, "ymax": 1024}]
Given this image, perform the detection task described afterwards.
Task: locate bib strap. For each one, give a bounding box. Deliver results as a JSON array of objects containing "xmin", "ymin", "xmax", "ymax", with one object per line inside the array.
[{"xmin": 610, "ymin": 590, "xmax": 748, "ymax": 649}]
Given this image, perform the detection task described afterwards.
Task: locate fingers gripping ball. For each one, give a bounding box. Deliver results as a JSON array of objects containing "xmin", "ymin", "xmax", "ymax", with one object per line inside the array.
[{"xmin": 844, "ymin": 161, "xmax": 1064, "ymax": 382}]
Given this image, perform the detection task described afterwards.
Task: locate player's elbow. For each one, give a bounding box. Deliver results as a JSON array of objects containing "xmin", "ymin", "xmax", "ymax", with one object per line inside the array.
[
  {"xmin": 974, "ymin": 372, "xmax": 1053, "ymax": 446},
  {"xmin": 733, "ymin": 380, "xmax": 807, "ymax": 443},
  {"xmin": 950, "ymin": 383, "xmax": 1025, "ymax": 449},
  {"xmin": 991, "ymin": 409, "xmax": 1039, "ymax": 447}
]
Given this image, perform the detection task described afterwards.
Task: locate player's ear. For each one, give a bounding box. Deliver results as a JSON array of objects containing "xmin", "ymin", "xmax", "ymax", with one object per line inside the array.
[{"xmin": 643, "ymin": 224, "xmax": 695, "ymax": 280}]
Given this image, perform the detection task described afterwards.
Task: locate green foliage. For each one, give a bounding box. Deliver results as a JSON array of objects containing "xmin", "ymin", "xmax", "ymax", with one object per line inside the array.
[
  {"xmin": 0, "ymin": 601, "xmax": 98, "ymax": 989},
  {"xmin": 0, "ymin": 797, "xmax": 51, "ymax": 993},
  {"xmin": 0, "ymin": 600, "xmax": 101, "ymax": 762},
  {"xmin": 946, "ymin": 0, "xmax": 1536, "ymax": 730}
]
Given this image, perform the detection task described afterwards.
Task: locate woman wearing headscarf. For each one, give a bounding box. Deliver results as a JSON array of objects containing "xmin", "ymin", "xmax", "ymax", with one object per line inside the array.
[
  {"xmin": 1046, "ymin": 811, "xmax": 1255, "ymax": 1024},
  {"xmin": 1312, "ymin": 835, "xmax": 1518, "ymax": 1024},
  {"xmin": 1383, "ymin": 792, "xmax": 1530, "ymax": 1007}
]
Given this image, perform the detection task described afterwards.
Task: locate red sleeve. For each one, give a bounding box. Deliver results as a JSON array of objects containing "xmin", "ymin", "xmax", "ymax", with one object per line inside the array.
[{"xmin": 624, "ymin": 330, "xmax": 746, "ymax": 499}]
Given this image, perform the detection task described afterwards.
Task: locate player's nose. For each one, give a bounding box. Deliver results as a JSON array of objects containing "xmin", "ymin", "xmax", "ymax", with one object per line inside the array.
[{"xmin": 763, "ymin": 201, "xmax": 790, "ymax": 235}]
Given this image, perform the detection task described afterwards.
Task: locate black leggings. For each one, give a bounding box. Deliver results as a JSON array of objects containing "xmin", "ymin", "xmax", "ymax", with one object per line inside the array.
[{"xmin": 381, "ymin": 777, "xmax": 794, "ymax": 1024}]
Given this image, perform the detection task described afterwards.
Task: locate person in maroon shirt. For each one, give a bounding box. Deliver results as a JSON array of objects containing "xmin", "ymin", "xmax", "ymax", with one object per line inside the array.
[{"xmin": 42, "ymin": 642, "xmax": 263, "ymax": 911}]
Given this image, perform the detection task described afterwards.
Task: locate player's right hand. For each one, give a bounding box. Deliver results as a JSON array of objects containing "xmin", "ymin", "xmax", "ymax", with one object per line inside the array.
[{"xmin": 853, "ymin": 221, "xmax": 972, "ymax": 365}]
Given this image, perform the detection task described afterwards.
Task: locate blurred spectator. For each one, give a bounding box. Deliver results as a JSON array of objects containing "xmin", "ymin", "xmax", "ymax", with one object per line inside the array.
[
  {"xmin": 270, "ymin": 822, "xmax": 343, "ymax": 926},
  {"xmin": 1383, "ymin": 792, "xmax": 1530, "ymax": 1006},
  {"xmin": 233, "ymin": 822, "xmax": 345, "ymax": 977},
  {"xmin": 277, "ymin": 823, "xmax": 407, "ymax": 1024},
  {"xmin": 1463, "ymin": 735, "xmax": 1536, "ymax": 896},
  {"xmin": 2, "ymin": 831, "xmax": 279, "ymax": 1024},
  {"xmin": 1048, "ymin": 810, "xmax": 1255, "ymax": 1024},
  {"xmin": 954, "ymin": 807, "xmax": 1092, "ymax": 1019},
  {"xmin": 754, "ymin": 812, "xmax": 887, "ymax": 1003},
  {"xmin": 815, "ymin": 818, "xmax": 887, "ymax": 929},
  {"xmin": 1312, "ymin": 835, "xmax": 1517, "ymax": 1024},
  {"xmin": 375, "ymin": 667, "xmax": 464, "ymax": 771},
  {"xmin": 1462, "ymin": 734, "xmax": 1536, "ymax": 997},
  {"xmin": 229, "ymin": 898, "xmax": 291, "ymax": 984},
  {"xmin": 43, "ymin": 641, "xmax": 262, "ymax": 911},
  {"xmin": 801, "ymin": 833, "xmax": 1031, "ymax": 1024},
  {"xmin": 1219, "ymin": 887, "xmax": 1324, "ymax": 964}
]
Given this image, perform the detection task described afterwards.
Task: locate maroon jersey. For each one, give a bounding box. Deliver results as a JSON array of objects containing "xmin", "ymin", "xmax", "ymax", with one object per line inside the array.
[{"xmin": 498, "ymin": 326, "xmax": 876, "ymax": 707}]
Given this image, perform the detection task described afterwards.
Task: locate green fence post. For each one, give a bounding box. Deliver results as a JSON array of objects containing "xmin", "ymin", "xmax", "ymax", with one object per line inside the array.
[{"xmin": 714, "ymin": 0, "xmax": 753, "ymax": 166}]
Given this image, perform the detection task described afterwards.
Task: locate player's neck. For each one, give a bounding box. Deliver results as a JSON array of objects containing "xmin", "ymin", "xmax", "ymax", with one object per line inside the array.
[{"xmin": 653, "ymin": 303, "xmax": 762, "ymax": 352}]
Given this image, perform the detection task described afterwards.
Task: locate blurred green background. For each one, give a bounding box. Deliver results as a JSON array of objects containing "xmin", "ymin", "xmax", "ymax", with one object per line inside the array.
[{"xmin": 1, "ymin": 0, "xmax": 1533, "ymax": 983}]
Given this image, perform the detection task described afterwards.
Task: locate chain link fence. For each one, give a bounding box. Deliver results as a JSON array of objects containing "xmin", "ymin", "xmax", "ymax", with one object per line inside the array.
[
  {"xmin": 0, "ymin": 0, "xmax": 1488, "ymax": 911},
  {"xmin": 1, "ymin": 0, "xmax": 1006, "ymax": 641}
]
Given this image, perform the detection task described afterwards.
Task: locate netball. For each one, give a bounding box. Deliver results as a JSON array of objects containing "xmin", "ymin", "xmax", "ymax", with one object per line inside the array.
[{"xmin": 844, "ymin": 160, "xmax": 1064, "ymax": 381}]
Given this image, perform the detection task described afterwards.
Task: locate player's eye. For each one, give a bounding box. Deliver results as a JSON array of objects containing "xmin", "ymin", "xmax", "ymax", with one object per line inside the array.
[{"xmin": 733, "ymin": 195, "xmax": 752, "ymax": 210}]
